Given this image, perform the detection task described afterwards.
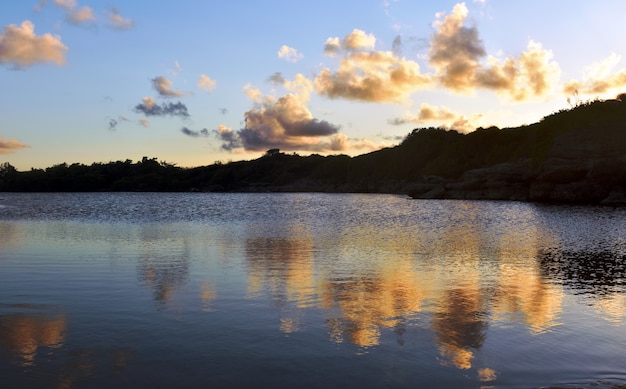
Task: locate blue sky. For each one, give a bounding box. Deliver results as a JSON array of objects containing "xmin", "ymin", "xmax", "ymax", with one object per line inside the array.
[{"xmin": 2, "ymin": 0, "xmax": 626, "ymax": 170}]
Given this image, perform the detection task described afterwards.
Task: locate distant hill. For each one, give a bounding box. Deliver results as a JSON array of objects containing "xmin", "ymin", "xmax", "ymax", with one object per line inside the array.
[{"xmin": 2, "ymin": 96, "xmax": 626, "ymax": 204}]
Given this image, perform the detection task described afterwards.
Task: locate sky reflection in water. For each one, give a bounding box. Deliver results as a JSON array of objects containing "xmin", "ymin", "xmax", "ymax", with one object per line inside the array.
[{"xmin": 0, "ymin": 193, "xmax": 625, "ymax": 388}]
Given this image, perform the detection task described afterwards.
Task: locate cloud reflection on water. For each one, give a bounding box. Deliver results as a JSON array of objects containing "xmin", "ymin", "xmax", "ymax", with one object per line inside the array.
[
  {"xmin": 236, "ymin": 207, "xmax": 601, "ymax": 372},
  {"xmin": 0, "ymin": 308, "xmax": 66, "ymax": 367}
]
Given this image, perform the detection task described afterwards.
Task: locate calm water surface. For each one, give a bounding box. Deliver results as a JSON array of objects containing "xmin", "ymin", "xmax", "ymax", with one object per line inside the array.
[{"xmin": 0, "ymin": 193, "xmax": 625, "ymax": 388}]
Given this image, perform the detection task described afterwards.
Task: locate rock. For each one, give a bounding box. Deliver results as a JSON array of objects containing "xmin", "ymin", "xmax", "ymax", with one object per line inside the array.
[
  {"xmin": 419, "ymin": 185, "xmax": 446, "ymax": 199},
  {"xmin": 601, "ymin": 188, "xmax": 626, "ymax": 205}
]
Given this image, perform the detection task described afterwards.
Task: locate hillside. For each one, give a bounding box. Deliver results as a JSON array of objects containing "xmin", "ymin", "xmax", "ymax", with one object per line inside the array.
[{"xmin": 2, "ymin": 97, "xmax": 626, "ymax": 204}]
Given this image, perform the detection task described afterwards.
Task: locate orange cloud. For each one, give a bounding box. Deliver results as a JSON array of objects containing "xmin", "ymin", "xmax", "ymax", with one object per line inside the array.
[
  {"xmin": 47, "ymin": 0, "xmax": 97, "ymax": 26},
  {"xmin": 563, "ymin": 54, "xmax": 626, "ymax": 96},
  {"xmin": 0, "ymin": 135, "xmax": 30, "ymax": 154},
  {"xmin": 66, "ymin": 5, "xmax": 96, "ymax": 25},
  {"xmin": 323, "ymin": 29, "xmax": 376, "ymax": 56},
  {"xmin": 315, "ymin": 47, "xmax": 431, "ymax": 103},
  {"xmin": 315, "ymin": 4, "xmax": 560, "ymax": 104},
  {"xmin": 198, "ymin": 74, "xmax": 216, "ymax": 92},
  {"xmin": 389, "ymin": 103, "xmax": 481, "ymax": 133},
  {"xmin": 429, "ymin": 3, "xmax": 559, "ymax": 101},
  {"xmin": 0, "ymin": 21, "xmax": 67, "ymax": 68},
  {"xmin": 341, "ymin": 29, "xmax": 376, "ymax": 51},
  {"xmin": 429, "ymin": 3, "xmax": 485, "ymax": 92}
]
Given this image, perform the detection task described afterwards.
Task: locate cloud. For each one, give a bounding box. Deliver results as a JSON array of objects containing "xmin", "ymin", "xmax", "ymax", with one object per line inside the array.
[
  {"xmin": 323, "ymin": 37, "xmax": 342, "ymax": 56},
  {"xmin": 53, "ymin": 0, "xmax": 76, "ymax": 10},
  {"xmin": 0, "ymin": 135, "xmax": 29, "ymax": 154},
  {"xmin": 34, "ymin": 0, "xmax": 47, "ymax": 12},
  {"xmin": 181, "ymin": 127, "xmax": 209, "ymax": 137},
  {"xmin": 0, "ymin": 21, "xmax": 68, "ymax": 68},
  {"xmin": 563, "ymin": 53, "xmax": 626, "ymax": 96},
  {"xmin": 36, "ymin": 0, "xmax": 132, "ymax": 30},
  {"xmin": 390, "ymin": 103, "xmax": 456, "ymax": 124},
  {"xmin": 197, "ymin": 74, "xmax": 216, "ymax": 92},
  {"xmin": 283, "ymin": 73, "xmax": 314, "ymax": 100},
  {"xmin": 105, "ymin": 7, "xmax": 134, "ymax": 30},
  {"xmin": 268, "ymin": 72, "xmax": 286, "ymax": 86},
  {"xmin": 152, "ymin": 76, "xmax": 185, "ymax": 97},
  {"xmin": 170, "ymin": 61, "xmax": 181, "ymax": 76},
  {"xmin": 41, "ymin": 0, "xmax": 97, "ymax": 26},
  {"xmin": 324, "ymin": 29, "xmax": 378, "ymax": 57},
  {"xmin": 316, "ymin": 6, "xmax": 558, "ymax": 103},
  {"xmin": 66, "ymin": 5, "xmax": 96, "ymax": 25},
  {"xmin": 134, "ymin": 97, "xmax": 189, "ymax": 118},
  {"xmin": 108, "ymin": 118, "xmax": 118, "ymax": 130},
  {"xmin": 378, "ymin": 133, "xmax": 405, "ymax": 142},
  {"xmin": 278, "ymin": 45, "xmax": 304, "ymax": 63},
  {"xmin": 429, "ymin": 3, "xmax": 485, "ymax": 91},
  {"xmin": 241, "ymin": 91, "xmax": 339, "ymax": 150},
  {"xmin": 477, "ymin": 41, "xmax": 560, "ymax": 101},
  {"xmin": 315, "ymin": 28, "xmax": 432, "ymax": 103},
  {"xmin": 323, "ymin": 133, "xmax": 380, "ymax": 152},
  {"xmin": 213, "ymin": 125, "xmax": 242, "ymax": 151},
  {"xmin": 139, "ymin": 118, "xmax": 150, "ymax": 127},
  {"xmin": 235, "ymin": 76, "xmax": 381, "ymax": 153},
  {"xmin": 107, "ymin": 115, "xmax": 130, "ymax": 130},
  {"xmin": 428, "ymin": 3, "xmax": 560, "ymax": 101},
  {"xmin": 389, "ymin": 103, "xmax": 482, "ymax": 133},
  {"xmin": 343, "ymin": 29, "xmax": 377, "ymax": 51},
  {"xmin": 392, "ymin": 35, "xmax": 402, "ymax": 57},
  {"xmin": 214, "ymin": 80, "xmax": 349, "ymax": 152},
  {"xmin": 315, "ymin": 50, "xmax": 431, "ymax": 103}
]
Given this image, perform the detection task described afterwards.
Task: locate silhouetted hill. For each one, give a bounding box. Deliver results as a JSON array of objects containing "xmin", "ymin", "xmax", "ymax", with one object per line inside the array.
[{"xmin": 2, "ymin": 97, "xmax": 626, "ymax": 204}]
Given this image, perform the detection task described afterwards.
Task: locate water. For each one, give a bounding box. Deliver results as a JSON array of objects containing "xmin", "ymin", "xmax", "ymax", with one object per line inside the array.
[{"xmin": 0, "ymin": 192, "xmax": 625, "ymax": 388}]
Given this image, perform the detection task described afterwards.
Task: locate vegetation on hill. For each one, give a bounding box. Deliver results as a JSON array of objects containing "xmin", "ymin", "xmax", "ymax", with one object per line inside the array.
[{"xmin": 2, "ymin": 95, "xmax": 626, "ymax": 203}]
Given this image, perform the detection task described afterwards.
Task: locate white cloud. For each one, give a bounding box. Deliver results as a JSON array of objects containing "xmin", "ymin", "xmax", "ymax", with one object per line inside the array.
[{"xmin": 278, "ymin": 45, "xmax": 304, "ymax": 63}]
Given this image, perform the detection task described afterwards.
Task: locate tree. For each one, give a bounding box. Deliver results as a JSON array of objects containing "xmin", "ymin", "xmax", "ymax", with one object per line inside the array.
[{"xmin": 0, "ymin": 162, "xmax": 17, "ymax": 190}]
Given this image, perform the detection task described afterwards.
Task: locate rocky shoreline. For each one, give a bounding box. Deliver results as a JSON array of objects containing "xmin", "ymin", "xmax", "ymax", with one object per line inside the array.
[
  {"xmin": 407, "ymin": 159, "xmax": 626, "ymax": 204},
  {"xmin": 409, "ymin": 120, "xmax": 626, "ymax": 205}
]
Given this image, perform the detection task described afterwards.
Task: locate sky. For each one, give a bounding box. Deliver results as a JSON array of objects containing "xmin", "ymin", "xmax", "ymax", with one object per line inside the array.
[{"xmin": 2, "ymin": 0, "xmax": 626, "ymax": 170}]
